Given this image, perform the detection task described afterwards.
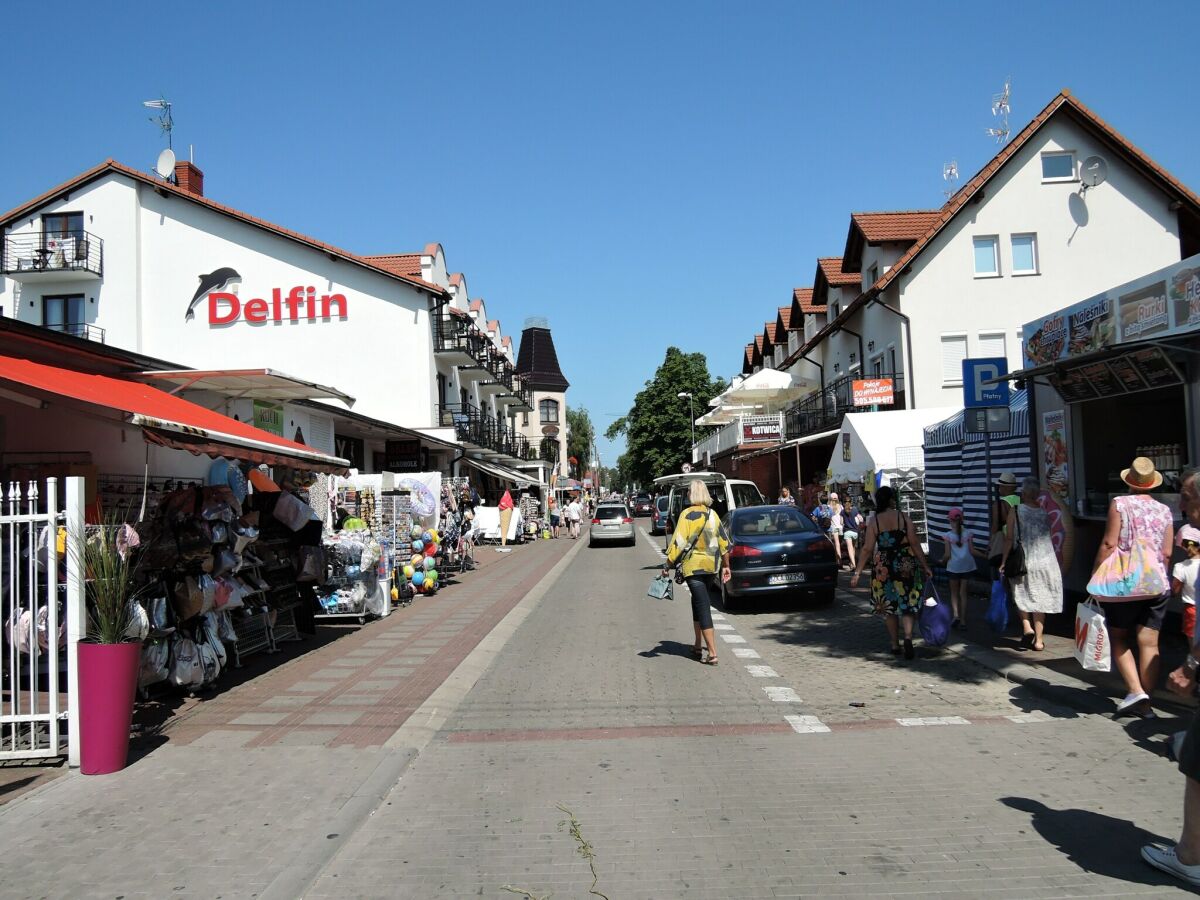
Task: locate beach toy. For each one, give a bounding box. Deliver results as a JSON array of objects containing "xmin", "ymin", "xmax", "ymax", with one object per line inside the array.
[
  {"xmin": 410, "ymin": 554, "xmax": 422, "ymax": 567},
  {"xmin": 428, "ymin": 569, "xmax": 438, "ymax": 582},
  {"xmin": 403, "ymin": 565, "xmax": 415, "ymax": 578},
  {"xmin": 423, "ymin": 557, "xmax": 435, "ymax": 570},
  {"xmin": 421, "ymin": 531, "xmax": 433, "ymax": 544},
  {"xmin": 412, "ymin": 571, "xmax": 425, "ymax": 587},
  {"xmin": 412, "ymin": 540, "xmax": 424, "ymax": 553}
]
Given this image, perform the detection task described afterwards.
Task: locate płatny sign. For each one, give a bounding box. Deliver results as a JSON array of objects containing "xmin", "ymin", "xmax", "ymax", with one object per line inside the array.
[
  {"xmin": 207, "ymin": 286, "xmax": 348, "ymax": 326},
  {"xmin": 962, "ymin": 357, "xmax": 1010, "ymax": 408},
  {"xmin": 851, "ymin": 378, "xmax": 894, "ymax": 407},
  {"xmin": 741, "ymin": 419, "xmax": 782, "ymax": 442}
]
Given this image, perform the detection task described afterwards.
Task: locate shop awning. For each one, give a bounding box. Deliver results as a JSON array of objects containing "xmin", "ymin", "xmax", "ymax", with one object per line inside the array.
[
  {"xmin": 131, "ymin": 368, "xmax": 355, "ymax": 407},
  {"xmin": 460, "ymin": 455, "xmax": 540, "ymax": 487},
  {"xmin": 827, "ymin": 408, "xmax": 958, "ymax": 483},
  {"xmin": 0, "ymin": 354, "xmax": 350, "ymax": 474}
]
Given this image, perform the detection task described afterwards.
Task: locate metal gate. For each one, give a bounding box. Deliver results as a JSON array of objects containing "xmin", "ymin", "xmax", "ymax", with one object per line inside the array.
[{"xmin": 1, "ymin": 478, "xmax": 83, "ymax": 761}]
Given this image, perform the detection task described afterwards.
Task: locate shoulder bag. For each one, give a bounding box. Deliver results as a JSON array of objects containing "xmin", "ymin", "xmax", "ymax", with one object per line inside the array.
[
  {"xmin": 1004, "ymin": 506, "xmax": 1027, "ymax": 579},
  {"xmin": 1086, "ymin": 499, "xmax": 1168, "ymax": 599}
]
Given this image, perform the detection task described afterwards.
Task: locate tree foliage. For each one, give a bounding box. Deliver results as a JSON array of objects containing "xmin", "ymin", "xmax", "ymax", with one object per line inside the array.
[
  {"xmin": 607, "ymin": 347, "xmax": 726, "ymax": 487},
  {"xmin": 566, "ymin": 406, "xmax": 595, "ymax": 474}
]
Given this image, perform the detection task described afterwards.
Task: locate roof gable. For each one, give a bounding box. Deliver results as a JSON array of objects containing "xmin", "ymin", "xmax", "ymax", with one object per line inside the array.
[{"xmin": 842, "ymin": 211, "xmax": 940, "ymax": 273}]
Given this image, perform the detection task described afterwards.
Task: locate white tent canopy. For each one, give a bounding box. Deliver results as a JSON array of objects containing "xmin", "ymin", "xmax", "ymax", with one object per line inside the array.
[{"xmin": 826, "ymin": 407, "xmax": 959, "ymax": 484}]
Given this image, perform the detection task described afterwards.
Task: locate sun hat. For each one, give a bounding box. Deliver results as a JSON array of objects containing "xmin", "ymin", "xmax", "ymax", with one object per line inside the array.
[
  {"xmin": 996, "ymin": 472, "xmax": 1018, "ymax": 487},
  {"xmin": 1180, "ymin": 524, "xmax": 1200, "ymax": 545},
  {"xmin": 1122, "ymin": 456, "xmax": 1163, "ymax": 491},
  {"xmin": 948, "ymin": 507, "xmax": 964, "ymax": 521}
]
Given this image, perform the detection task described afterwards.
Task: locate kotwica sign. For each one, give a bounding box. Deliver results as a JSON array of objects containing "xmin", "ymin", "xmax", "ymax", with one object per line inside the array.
[
  {"xmin": 186, "ymin": 267, "xmax": 349, "ymax": 326},
  {"xmin": 962, "ymin": 358, "xmax": 1010, "ymax": 409},
  {"xmin": 741, "ymin": 419, "xmax": 783, "ymax": 442}
]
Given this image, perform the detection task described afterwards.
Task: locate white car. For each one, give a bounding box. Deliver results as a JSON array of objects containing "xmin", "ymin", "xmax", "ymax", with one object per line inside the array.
[{"xmin": 589, "ymin": 503, "xmax": 636, "ymax": 547}]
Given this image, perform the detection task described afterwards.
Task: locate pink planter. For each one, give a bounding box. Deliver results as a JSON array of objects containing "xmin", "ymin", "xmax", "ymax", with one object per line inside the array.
[{"xmin": 78, "ymin": 641, "xmax": 140, "ymax": 775}]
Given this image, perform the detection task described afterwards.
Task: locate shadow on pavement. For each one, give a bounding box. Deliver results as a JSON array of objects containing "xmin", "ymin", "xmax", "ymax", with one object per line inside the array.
[
  {"xmin": 1001, "ymin": 796, "xmax": 1177, "ymax": 889},
  {"xmin": 638, "ymin": 640, "xmax": 693, "ymax": 660},
  {"xmin": 1006, "ymin": 678, "xmax": 1113, "ymax": 718}
]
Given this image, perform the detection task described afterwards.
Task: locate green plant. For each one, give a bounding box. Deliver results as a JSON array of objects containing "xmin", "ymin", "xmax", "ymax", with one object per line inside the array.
[{"xmin": 76, "ymin": 514, "xmax": 143, "ymax": 644}]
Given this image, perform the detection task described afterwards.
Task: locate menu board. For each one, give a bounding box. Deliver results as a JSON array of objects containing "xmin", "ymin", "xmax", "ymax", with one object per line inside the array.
[
  {"xmin": 1105, "ymin": 355, "xmax": 1148, "ymax": 392},
  {"xmin": 1049, "ymin": 369, "xmax": 1098, "ymax": 402},
  {"xmin": 1128, "ymin": 346, "xmax": 1183, "ymax": 388},
  {"xmin": 1077, "ymin": 361, "xmax": 1124, "ymax": 397}
]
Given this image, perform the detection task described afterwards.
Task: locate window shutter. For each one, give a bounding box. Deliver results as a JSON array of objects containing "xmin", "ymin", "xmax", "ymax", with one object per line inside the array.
[
  {"xmin": 941, "ymin": 335, "xmax": 967, "ymax": 383},
  {"xmin": 978, "ymin": 332, "xmax": 1006, "ymax": 359}
]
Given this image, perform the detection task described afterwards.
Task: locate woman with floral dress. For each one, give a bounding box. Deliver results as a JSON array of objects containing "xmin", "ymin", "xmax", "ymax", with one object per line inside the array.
[{"xmin": 851, "ymin": 486, "xmax": 933, "ymax": 659}]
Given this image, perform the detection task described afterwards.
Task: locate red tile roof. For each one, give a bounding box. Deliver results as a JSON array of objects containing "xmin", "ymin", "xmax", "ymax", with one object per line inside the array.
[
  {"xmin": 469, "ymin": 299, "xmax": 483, "ymax": 312},
  {"xmin": 486, "ymin": 319, "xmax": 500, "ymax": 333},
  {"xmin": 423, "ymin": 242, "xmax": 442, "ymax": 258},
  {"xmin": 777, "ymin": 305, "xmax": 795, "ymax": 331},
  {"xmin": 764, "ymin": 322, "xmax": 779, "ymax": 344},
  {"xmin": 0, "ymin": 160, "xmax": 447, "ymax": 297},
  {"xmin": 501, "ymin": 336, "xmax": 512, "ymax": 348},
  {"xmin": 851, "ymin": 211, "xmax": 941, "ymax": 243},
  {"xmin": 363, "ymin": 253, "xmax": 422, "ymax": 278},
  {"xmin": 793, "ymin": 287, "xmax": 823, "ymax": 314},
  {"xmin": 449, "ymin": 272, "xmax": 464, "ymax": 287},
  {"xmin": 450, "ymin": 306, "xmax": 469, "ymax": 318},
  {"xmin": 817, "ymin": 257, "xmax": 860, "ymax": 287}
]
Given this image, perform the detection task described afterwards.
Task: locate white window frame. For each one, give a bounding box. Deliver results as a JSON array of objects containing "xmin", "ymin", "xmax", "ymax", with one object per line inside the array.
[
  {"xmin": 887, "ymin": 343, "xmax": 898, "ymax": 377},
  {"xmin": 870, "ymin": 353, "xmax": 884, "ymax": 377},
  {"xmin": 1040, "ymin": 150, "xmax": 1077, "ymax": 183},
  {"xmin": 972, "ymin": 236, "xmax": 1000, "ymax": 278},
  {"xmin": 977, "ymin": 330, "xmax": 1007, "ymax": 360},
  {"xmin": 940, "ymin": 333, "xmax": 968, "ymax": 387},
  {"xmin": 1010, "ymin": 232, "xmax": 1039, "ymax": 276}
]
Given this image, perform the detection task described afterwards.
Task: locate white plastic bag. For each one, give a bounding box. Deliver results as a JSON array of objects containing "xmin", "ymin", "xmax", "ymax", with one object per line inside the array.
[
  {"xmin": 139, "ymin": 639, "xmax": 170, "ymax": 688},
  {"xmin": 170, "ymin": 636, "xmax": 204, "ymax": 687},
  {"xmin": 272, "ymin": 491, "xmax": 316, "ymax": 532},
  {"xmin": 197, "ymin": 640, "xmax": 221, "ymax": 684},
  {"xmin": 124, "ymin": 600, "xmax": 150, "ymax": 641},
  {"xmin": 1074, "ymin": 600, "xmax": 1111, "ymax": 672},
  {"xmin": 216, "ymin": 610, "xmax": 238, "ymax": 643}
]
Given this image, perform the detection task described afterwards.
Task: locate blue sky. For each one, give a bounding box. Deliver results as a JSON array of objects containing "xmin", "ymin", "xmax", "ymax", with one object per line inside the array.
[{"xmin": 4, "ymin": 1, "xmax": 1198, "ymax": 469}]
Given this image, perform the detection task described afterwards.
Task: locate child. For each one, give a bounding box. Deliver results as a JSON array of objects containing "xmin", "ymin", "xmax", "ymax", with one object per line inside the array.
[
  {"xmin": 942, "ymin": 507, "xmax": 986, "ymax": 629},
  {"xmin": 1174, "ymin": 524, "xmax": 1200, "ymax": 643}
]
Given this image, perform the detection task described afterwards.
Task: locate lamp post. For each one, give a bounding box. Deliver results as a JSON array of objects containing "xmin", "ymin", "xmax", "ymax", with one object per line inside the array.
[{"xmin": 677, "ymin": 391, "xmax": 695, "ymax": 452}]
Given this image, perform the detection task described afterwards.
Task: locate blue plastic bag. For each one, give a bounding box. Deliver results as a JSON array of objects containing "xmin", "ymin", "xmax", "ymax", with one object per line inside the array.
[
  {"xmin": 985, "ymin": 577, "xmax": 1009, "ymax": 633},
  {"xmin": 918, "ymin": 584, "xmax": 952, "ymax": 647}
]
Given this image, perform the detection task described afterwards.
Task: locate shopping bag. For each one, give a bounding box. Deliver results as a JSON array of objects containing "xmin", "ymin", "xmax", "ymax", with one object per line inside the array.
[
  {"xmin": 1073, "ymin": 599, "xmax": 1112, "ymax": 672},
  {"xmin": 647, "ymin": 575, "xmax": 674, "ymax": 600},
  {"xmin": 985, "ymin": 578, "xmax": 1009, "ymax": 634},
  {"xmin": 918, "ymin": 584, "xmax": 952, "ymax": 647},
  {"xmin": 1086, "ymin": 541, "xmax": 1168, "ymax": 599}
]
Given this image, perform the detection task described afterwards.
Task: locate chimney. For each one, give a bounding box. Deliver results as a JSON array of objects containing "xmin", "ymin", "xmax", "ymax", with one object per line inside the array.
[{"xmin": 173, "ymin": 161, "xmax": 204, "ymax": 197}]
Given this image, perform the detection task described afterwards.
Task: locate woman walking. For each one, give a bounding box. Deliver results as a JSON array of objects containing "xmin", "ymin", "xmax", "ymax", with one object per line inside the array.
[
  {"xmin": 1000, "ymin": 479, "xmax": 1062, "ymax": 649},
  {"xmin": 1093, "ymin": 457, "xmax": 1174, "ymax": 717},
  {"xmin": 942, "ymin": 507, "xmax": 984, "ymax": 629},
  {"xmin": 663, "ymin": 480, "xmax": 731, "ymax": 666},
  {"xmin": 565, "ymin": 496, "xmax": 582, "ymax": 539},
  {"xmin": 829, "ymin": 493, "xmax": 846, "ymax": 568},
  {"xmin": 842, "ymin": 499, "xmax": 864, "ymax": 572},
  {"xmin": 548, "ymin": 495, "xmax": 561, "ymax": 538},
  {"xmin": 850, "ymin": 486, "xmax": 933, "ymax": 659}
]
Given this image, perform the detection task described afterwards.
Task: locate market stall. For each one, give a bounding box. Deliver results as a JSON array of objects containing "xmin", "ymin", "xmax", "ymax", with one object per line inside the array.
[{"xmin": 1016, "ymin": 252, "xmax": 1200, "ymax": 596}]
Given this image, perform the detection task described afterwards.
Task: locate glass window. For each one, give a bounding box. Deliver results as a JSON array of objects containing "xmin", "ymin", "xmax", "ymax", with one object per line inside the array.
[
  {"xmin": 522, "ymin": 411, "xmax": 529, "ymax": 426},
  {"xmin": 941, "ymin": 334, "xmax": 968, "ymax": 385},
  {"xmin": 973, "ymin": 236, "xmax": 999, "ymax": 276},
  {"xmin": 732, "ymin": 483, "xmax": 765, "ymax": 509},
  {"xmin": 43, "ymin": 294, "xmax": 85, "ymax": 333},
  {"xmin": 732, "ymin": 507, "xmax": 815, "ymax": 537},
  {"xmin": 595, "ymin": 506, "xmax": 627, "ymax": 521},
  {"xmin": 1041, "ymin": 152, "xmax": 1075, "ymax": 181},
  {"xmin": 871, "ymin": 355, "xmax": 883, "ymax": 377},
  {"xmin": 539, "ymin": 398, "xmax": 559, "ymax": 424},
  {"xmin": 42, "ymin": 212, "xmax": 83, "ymax": 238},
  {"xmin": 888, "ymin": 346, "xmax": 897, "ymax": 375},
  {"xmin": 1011, "ymin": 233, "xmax": 1038, "ymax": 274}
]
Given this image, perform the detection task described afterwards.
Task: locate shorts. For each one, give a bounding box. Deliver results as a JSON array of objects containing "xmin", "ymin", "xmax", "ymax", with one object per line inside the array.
[
  {"xmin": 844, "ymin": 530, "xmax": 858, "ymax": 542},
  {"xmin": 1185, "ymin": 604, "xmax": 1196, "ymax": 641},
  {"xmin": 550, "ymin": 515, "xmax": 560, "ymax": 526},
  {"xmin": 830, "ymin": 528, "xmax": 843, "ymax": 537},
  {"xmin": 1179, "ymin": 708, "xmax": 1200, "ymax": 781},
  {"xmin": 947, "ymin": 571, "xmax": 970, "ymax": 583},
  {"xmin": 1100, "ymin": 595, "xmax": 1168, "ymax": 632},
  {"xmin": 685, "ymin": 575, "xmax": 716, "ymax": 630}
]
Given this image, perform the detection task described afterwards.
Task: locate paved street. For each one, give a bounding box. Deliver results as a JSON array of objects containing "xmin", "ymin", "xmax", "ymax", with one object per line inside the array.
[{"xmin": 0, "ymin": 528, "xmax": 1195, "ymax": 898}]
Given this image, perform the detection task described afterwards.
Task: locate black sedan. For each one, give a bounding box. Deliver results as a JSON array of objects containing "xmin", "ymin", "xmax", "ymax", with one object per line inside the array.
[{"xmin": 721, "ymin": 505, "xmax": 838, "ymax": 609}]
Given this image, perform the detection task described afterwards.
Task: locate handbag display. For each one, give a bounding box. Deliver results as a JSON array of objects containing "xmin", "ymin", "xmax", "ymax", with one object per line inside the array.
[
  {"xmin": 1003, "ymin": 507, "xmax": 1027, "ymax": 579},
  {"xmin": 647, "ymin": 574, "xmax": 674, "ymax": 600}
]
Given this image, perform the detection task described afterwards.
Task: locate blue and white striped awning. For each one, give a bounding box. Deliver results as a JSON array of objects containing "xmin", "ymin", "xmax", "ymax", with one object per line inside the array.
[{"xmin": 923, "ymin": 389, "xmax": 1029, "ymax": 448}]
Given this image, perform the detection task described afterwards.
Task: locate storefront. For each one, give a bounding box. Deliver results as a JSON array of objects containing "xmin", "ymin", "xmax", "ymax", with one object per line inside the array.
[{"xmin": 1017, "ymin": 253, "xmax": 1200, "ymax": 595}]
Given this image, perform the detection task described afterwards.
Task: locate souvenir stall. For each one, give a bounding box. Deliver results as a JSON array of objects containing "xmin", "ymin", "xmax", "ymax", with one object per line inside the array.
[{"xmin": 1014, "ymin": 253, "xmax": 1200, "ymax": 599}]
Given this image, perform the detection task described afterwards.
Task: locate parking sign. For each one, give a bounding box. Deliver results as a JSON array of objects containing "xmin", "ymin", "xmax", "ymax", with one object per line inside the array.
[{"xmin": 962, "ymin": 357, "xmax": 1010, "ymax": 408}]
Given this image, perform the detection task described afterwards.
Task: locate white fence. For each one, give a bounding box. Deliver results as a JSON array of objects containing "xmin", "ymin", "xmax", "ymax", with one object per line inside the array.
[
  {"xmin": 692, "ymin": 414, "xmax": 785, "ymax": 464},
  {"xmin": 1, "ymin": 478, "xmax": 84, "ymax": 763}
]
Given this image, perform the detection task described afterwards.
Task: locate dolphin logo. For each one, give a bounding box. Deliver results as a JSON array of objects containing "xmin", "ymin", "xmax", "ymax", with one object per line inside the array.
[{"xmin": 186, "ymin": 267, "xmax": 241, "ymax": 321}]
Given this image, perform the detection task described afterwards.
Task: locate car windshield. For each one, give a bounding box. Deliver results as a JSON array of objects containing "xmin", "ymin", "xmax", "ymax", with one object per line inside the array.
[
  {"xmin": 731, "ymin": 507, "xmax": 817, "ymax": 537},
  {"xmin": 595, "ymin": 506, "xmax": 627, "ymax": 520}
]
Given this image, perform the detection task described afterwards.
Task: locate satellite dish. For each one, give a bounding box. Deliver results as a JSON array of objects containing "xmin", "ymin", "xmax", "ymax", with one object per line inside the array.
[
  {"xmin": 155, "ymin": 147, "xmax": 177, "ymax": 180},
  {"xmin": 1080, "ymin": 156, "xmax": 1109, "ymax": 189}
]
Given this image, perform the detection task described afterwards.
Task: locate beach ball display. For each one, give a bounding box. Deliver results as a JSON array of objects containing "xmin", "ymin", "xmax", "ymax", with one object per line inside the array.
[
  {"xmin": 421, "ymin": 531, "xmax": 433, "ymax": 544},
  {"xmin": 412, "ymin": 540, "xmax": 424, "ymax": 553},
  {"xmin": 412, "ymin": 571, "xmax": 426, "ymax": 587},
  {"xmin": 410, "ymin": 554, "xmax": 422, "ymax": 567},
  {"xmin": 424, "ymin": 543, "xmax": 436, "ymax": 557},
  {"xmin": 429, "ymin": 529, "xmax": 440, "ymax": 543},
  {"xmin": 428, "ymin": 569, "xmax": 438, "ymax": 583},
  {"xmin": 403, "ymin": 565, "xmax": 415, "ymax": 578},
  {"xmin": 423, "ymin": 556, "xmax": 435, "ymax": 570}
]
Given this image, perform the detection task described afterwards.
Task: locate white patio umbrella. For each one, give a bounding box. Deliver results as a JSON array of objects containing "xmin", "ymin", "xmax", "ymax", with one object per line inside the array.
[{"xmin": 721, "ymin": 368, "xmax": 811, "ymax": 409}]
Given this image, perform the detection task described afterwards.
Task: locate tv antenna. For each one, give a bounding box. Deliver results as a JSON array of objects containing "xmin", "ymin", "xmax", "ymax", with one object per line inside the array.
[
  {"xmin": 985, "ymin": 78, "xmax": 1011, "ymax": 144},
  {"xmin": 143, "ymin": 96, "xmax": 174, "ymax": 149},
  {"xmin": 942, "ymin": 159, "xmax": 959, "ymax": 200},
  {"xmin": 1079, "ymin": 155, "xmax": 1109, "ymax": 195}
]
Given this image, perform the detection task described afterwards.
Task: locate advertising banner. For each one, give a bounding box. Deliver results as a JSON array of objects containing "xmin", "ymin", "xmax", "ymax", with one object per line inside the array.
[
  {"xmin": 1042, "ymin": 410, "xmax": 1069, "ymax": 502},
  {"xmin": 741, "ymin": 418, "xmax": 782, "ymax": 442},
  {"xmin": 252, "ymin": 400, "xmax": 284, "ymax": 436},
  {"xmin": 851, "ymin": 378, "xmax": 894, "ymax": 407}
]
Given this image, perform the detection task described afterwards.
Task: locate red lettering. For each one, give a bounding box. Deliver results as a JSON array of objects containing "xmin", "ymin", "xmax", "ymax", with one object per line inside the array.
[
  {"xmin": 1075, "ymin": 619, "xmax": 1088, "ymax": 651},
  {"xmin": 306, "ymin": 286, "xmax": 316, "ymax": 320},
  {"xmin": 321, "ymin": 293, "xmax": 347, "ymax": 318},
  {"xmin": 243, "ymin": 298, "xmax": 269, "ymax": 323},
  {"xmin": 208, "ymin": 292, "xmax": 240, "ymax": 324},
  {"xmin": 272, "ymin": 288, "xmax": 282, "ymax": 322},
  {"xmin": 285, "ymin": 286, "xmax": 305, "ymax": 321}
]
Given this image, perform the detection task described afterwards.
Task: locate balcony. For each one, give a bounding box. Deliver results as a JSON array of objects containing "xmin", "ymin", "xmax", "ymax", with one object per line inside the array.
[
  {"xmin": 784, "ymin": 372, "xmax": 906, "ymax": 440},
  {"xmin": 439, "ymin": 403, "xmax": 538, "ymax": 462},
  {"xmin": 433, "ymin": 309, "xmax": 493, "ymax": 372},
  {"xmin": 44, "ymin": 322, "xmax": 106, "ymax": 343},
  {"xmin": 2, "ymin": 231, "xmax": 103, "ymax": 281}
]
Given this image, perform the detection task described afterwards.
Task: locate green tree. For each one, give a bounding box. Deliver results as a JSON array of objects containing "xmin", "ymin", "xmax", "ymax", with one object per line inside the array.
[
  {"xmin": 566, "ymin": 406, "xmax": 595, "ymax": 475},
  {"xmin": 606, "ymin": 347, "xmax": 726, "ymax": 486}
]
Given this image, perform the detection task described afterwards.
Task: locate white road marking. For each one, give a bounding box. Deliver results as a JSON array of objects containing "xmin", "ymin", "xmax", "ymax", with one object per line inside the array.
[
  {"xmin": 785, "ymin": 714, "xmax": 831, "ymax": 734},
  {"xmin": 719, "ymin": 634, "xmax": 747, "ymax": 644},
  {"xmin": 896, "ymin": 716, "xmax": 971, "ymax": 727},
  {"xmin": 710, "ymin": 613, "xmax": 726, "ymax": 621},
  {"xmin": 1004, "ymin": 711, "xmax": 1053, "ymax": 724},
  {"xmin": 638, "ymin": 528, "xmax": 667, "ymax": 556},
  {"xmin": 730, "ymin": 647, "xmax": 761, "ymax": 659},
  {"xmin": 763, "ymin": 686, "xmax": 802, "ymax": 702},
  {"xmin": 714, "ymin": 623, "xmax": 735, "ymax": 631},
  {"xmin": 745, "ymin": 665, "xmax": 779, "ymax": 678}
]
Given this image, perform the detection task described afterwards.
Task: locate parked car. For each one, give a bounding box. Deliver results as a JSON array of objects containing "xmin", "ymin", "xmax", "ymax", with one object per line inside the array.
[
  {"xmin": 650, "ymin": 496, "xmax": 670, "ymax": 535},
  {"xmin": 632, "ymin": 493, "xmax": 654, "ymax": 517},
  {"xmin": 589, "ymin": 502, "xmax": 636, "ymax": 547},
  {"xmin": 654, "ymin": 472, "xmax": 766, "ymax": 538},
  {"xmin": 720, "ymin": 504, "xmax": 837, "ymax": 609}
]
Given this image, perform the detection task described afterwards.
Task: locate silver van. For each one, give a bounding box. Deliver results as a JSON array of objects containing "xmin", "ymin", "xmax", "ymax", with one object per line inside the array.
[{"xmin": 654, "ymin": 472, "xmax": 766, "ymax": 540}]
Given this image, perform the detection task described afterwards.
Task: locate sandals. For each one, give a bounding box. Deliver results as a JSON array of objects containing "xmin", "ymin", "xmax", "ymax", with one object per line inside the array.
[
  {"xmin": 703, "ymin": 656, "xmax": 719, "ymax": 666},
  {"xmin": 691, "ymin": 645, "xmax": 704, "ymax": 660}
]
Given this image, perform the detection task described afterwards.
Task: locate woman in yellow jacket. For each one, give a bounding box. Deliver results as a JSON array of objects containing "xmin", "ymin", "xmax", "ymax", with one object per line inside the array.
[{"xmin": 663, "ymin": 480, "xmax": 732, "ymax": 665}]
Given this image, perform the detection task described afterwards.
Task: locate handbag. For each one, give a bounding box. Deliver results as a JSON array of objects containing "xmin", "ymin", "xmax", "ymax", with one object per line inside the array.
[
  {"xmin": 985, "ymin": 577, "xmax": 1009, "ymax": 633},
  {"xmin": 1004, "ymin": 507, "xmax": 1027, "ymax": 579},
  {"xmin": 647, "ymin": 575, "xmax": 674, "ymax": 600},
  {"xmin": 1073, "ymin": 599, "xmax": 1111, "ymax": 671},
  {"xmin": 1087, "ymin": 539, "xmax": 1168, "ymax": 599},
  {"xmin": 918, "ymin": 584, "xmax": 951, "ymax": 647}
]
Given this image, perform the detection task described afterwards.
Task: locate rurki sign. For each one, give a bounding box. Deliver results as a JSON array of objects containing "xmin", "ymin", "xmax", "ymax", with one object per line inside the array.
[{"xmin": 186, "ymin": 269, "xmax": 349, "ymax": 326}]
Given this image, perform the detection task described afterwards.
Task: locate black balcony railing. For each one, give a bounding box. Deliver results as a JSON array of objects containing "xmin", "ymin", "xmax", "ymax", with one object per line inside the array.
[
  {"xmin": 433, "ymin": 309, "xmax": 491, "ymax": 365},
  {"xmin": 439, "ymin": 403, "xmax": 538, "ymax": 460},
  {"xmin": 785, "ymin": 372, "xmax": 906, "ymax": 440},
  {"xmin": 2, "ymin": 230, "xmax": 103, "ymax": 277},
  {"xmin": 44, "ymin": 322, "xmax": 106, "ymax": 343}
]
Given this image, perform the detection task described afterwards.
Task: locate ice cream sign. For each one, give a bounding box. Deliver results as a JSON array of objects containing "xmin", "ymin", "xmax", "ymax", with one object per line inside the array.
[{"xmin": 185, "ymin": 267, "xmax": 349, "ymax": 326}]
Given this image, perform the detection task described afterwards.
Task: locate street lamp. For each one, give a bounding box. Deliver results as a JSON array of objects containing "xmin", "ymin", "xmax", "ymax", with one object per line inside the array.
[{"xmin": 677, "ymin": 391, "xmax": 695, "ymax": 450}]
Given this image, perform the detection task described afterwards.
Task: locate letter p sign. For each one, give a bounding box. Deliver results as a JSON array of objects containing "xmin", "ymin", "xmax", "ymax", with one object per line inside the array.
[{"xmin": 962, "ymin": 357, "xmax": 1010, "ymax": 408}]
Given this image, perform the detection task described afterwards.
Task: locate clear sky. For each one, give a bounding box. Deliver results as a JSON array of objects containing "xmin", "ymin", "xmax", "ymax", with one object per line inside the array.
[{"xmin": 4, "ymin": 1, "xmax": 1198, "ymax": 469}]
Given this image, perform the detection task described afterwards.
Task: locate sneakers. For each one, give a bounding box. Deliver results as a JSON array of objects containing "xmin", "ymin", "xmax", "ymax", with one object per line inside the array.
[
  {"xmin": 1115, "ymin": 692, "xmax": 1151, "ymax": 718},
  {"xmin": 1142, "ymin": 844, "xmax": 1200, "ymax": 887}
]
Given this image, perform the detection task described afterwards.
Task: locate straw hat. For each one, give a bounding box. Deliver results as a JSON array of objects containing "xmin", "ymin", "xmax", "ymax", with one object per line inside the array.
[
  {"xmin": 1121, "ymin": 456, "xmax": 1163, "ymax": 491},
  {"xmin": 996, "ymin": 472, "xmax": 1018, "ymax": 489}
]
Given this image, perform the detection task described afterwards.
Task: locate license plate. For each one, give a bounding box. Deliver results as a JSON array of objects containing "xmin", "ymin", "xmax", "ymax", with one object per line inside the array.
[
  {"xmin": 605, "ymin": 523, "xmax": 619, "ymax": 529},
  {"xmin": 768, "ymin": 573, "xmax": 806, "ymax": 585}
]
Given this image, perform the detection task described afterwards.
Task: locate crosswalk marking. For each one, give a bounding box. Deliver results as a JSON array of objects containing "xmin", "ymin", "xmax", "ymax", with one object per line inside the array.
[
  {"xmin": 719, "ymin": 633, "xmax": 747, "ymax": 644},
  {"xmin": 1004, "ymin": 711, "xmax": 1053, "ymax": 724},
  {"xmin": 785, "ymin": 714, "xmax": 830, "ymax": 734},
  {"xmin": 730, "ymin": 647, "xmax": 760, "ymax": 659},
  {"xmin": 745, "ymin": 665, "xmax": 779, "ymax": 678},
  {"xmin": 763, "ymin": 686, "xmax": 802, "ymax": 702},
  {"xmin": 714, "ymin": 623, "xmax": 735, "ymax": 631},
  {"xmin": 896, "ymin": 716, "xmax": 971, "ymax": 727}
]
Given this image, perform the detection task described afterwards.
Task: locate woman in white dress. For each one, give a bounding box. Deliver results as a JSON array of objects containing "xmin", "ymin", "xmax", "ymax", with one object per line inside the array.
[{"xmin": 1000, "ymin": 477, "xmax": 1063, "ymax": 651}]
